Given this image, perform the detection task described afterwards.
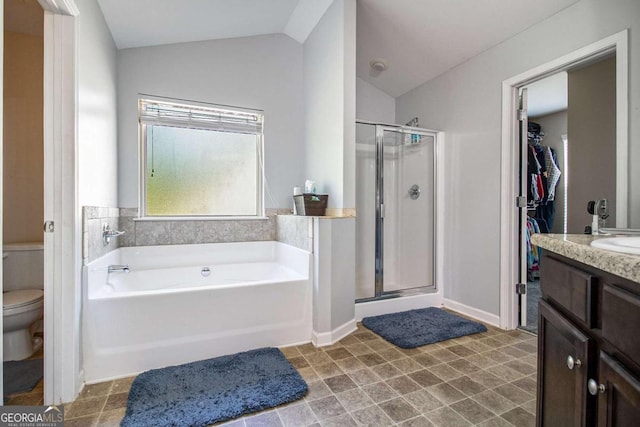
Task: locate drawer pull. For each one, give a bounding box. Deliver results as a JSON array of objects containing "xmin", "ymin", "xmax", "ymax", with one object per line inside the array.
[
  {"xmin": 567, "ymin": 355, "xmax": 582, "ymax": 370},
  {"xmin": 588, "ymin": 379, "xmax": 606, "ymax": 395}
]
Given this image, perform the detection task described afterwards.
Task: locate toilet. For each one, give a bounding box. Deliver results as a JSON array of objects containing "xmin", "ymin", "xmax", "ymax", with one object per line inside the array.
[{"xmin": 3, "ymin": 242, "xmax": 44, "ymax": 361}]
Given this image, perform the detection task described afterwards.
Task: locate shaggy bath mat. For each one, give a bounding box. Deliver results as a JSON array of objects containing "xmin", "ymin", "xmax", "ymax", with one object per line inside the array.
[
  {"xmin": 3, "ymin": 359, "xmax": 43, "ymax": 397},
  {"xmin": 362, "ymin": 307, "xmax": 487, "ymax": 348},
  {"xmin": 121, "ymin": 347, "xmax": 308, "ymax": 427}
]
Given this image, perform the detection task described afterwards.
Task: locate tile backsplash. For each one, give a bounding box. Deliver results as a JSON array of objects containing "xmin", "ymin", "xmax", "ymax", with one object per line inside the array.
[
  {"xmin": 83, "ymin": 207, "xmax": 310, "ymax": 263},
  {"xmin": 119, "ymin": 208, "xmax": 290, "ymax": 247},
  {"xmin": 276, "ymin": 215, "xmax": 314, "ymax": 252},
  {"xmin": 82, "ymin": 207, "xmax": 121, "ymax": 265}
]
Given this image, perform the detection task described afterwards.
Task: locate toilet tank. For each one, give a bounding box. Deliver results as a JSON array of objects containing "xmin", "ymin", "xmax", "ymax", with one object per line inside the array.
[{"xmin": 3, "ymin": 242, "xmax": 44, "ymax": 291}]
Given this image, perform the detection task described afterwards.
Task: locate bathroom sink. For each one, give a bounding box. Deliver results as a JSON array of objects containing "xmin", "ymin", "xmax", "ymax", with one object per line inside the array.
[{"xmin": 591, "ymin": 237, "xmax": 640, "ymax": 255}]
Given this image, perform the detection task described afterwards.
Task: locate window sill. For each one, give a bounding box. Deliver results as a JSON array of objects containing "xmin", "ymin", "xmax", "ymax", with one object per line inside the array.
[{"xmin": 134, "ymin": 216, "xmax": 270, "ymax": 222}]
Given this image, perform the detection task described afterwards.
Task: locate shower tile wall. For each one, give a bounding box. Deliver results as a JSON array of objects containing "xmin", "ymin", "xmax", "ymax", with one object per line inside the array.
[{"xmin": 84, "ymin": 207, "xmax": 313, "ymax": 264}]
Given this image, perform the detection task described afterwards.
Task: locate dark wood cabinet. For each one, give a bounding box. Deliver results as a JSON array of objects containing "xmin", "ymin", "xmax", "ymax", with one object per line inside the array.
[
  {"xmin": 537, "ymin": 253, "xmax": 640, "ymax": 427},
  {"xmin": 597, "ymin": 352, "xmax": 640, "ymax": 427},
  {"xmin": 537, "ymin": 299, "xmax": 594, "ymax": 426}
]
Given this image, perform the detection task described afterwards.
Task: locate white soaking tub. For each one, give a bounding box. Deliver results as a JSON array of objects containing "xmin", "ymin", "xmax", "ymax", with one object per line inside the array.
[{"xmin": 82, "ymin": 241, "xmax": 312, "ymax": 382}]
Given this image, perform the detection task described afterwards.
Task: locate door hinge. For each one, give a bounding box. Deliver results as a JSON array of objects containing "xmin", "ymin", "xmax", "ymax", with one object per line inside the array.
[
  {"xmin": 44, "ymin": 220, "xmax": 55, "ymax": 233},
  {"xmin": 516, "ymin": 196, "xmax": 527, "ymax": 208},
  {"xmin": 516, "ymin": 283, "xmax": 527, "ymax": 295},
  {"xmin": 518, "ymin": 109, "xmax": 527, "ymax": 121},
  {"xmin": 380, "ymin": 203, "xmax": 385, "ymax": 219}
]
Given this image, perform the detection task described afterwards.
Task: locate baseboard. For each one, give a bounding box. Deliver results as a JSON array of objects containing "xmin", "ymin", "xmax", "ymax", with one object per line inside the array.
[
  {"xmin": 312, "ymin": 319, "xmax": 357, "ymax": 347},
  {"xmin": 73, "ymin": 368, "xmax": 86, "ymax": 404},
  {"xmin": 443, "ymin": 298, "xmax": 500, "ymax": 327}
]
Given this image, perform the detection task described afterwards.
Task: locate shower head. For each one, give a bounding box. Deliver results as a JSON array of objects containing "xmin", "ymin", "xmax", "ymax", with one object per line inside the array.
[{"xmin": 405, "ymin": 117, "xmax": 419, "ymax": 127}]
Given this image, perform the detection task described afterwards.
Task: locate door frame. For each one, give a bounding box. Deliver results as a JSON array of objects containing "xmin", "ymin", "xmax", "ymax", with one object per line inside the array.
[
  {"xmin": 39, "ymin": 0, "xmax": 80, "ymax": 404},
  {"xmin": 1, "ymin": 0, "xmax": 80, "ymax": 402},
  {"xmin": 499, "ymin": 29, "xmax": 628, "ymax": 330}
]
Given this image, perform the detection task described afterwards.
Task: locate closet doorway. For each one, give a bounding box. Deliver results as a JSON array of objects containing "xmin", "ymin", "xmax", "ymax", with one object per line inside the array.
[
  {"xmin": 499, "ymin": 30, "xmax": 628, "ymax": 331},
  {"xmin": 517, "ymin": 73, "xmax": 568, "ymax": 334},
  {"xmin": 518, "ymin": 54, "xmax": 618, "ymax": 333}
]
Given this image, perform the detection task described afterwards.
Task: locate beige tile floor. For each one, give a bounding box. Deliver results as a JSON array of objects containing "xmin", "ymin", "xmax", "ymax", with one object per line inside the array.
[{"xmin": 12, "ymin": 322, "xmax": 538, "ymax": 426}]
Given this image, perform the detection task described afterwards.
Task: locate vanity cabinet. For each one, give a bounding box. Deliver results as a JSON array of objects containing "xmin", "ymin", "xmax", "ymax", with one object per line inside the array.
[{"xmin": 537, "ymin": 253, "xmax": 640, "ymax": 427}]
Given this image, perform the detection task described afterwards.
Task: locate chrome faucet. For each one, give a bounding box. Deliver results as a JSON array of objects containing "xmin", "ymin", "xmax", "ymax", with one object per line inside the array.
[
  {"xmin": 587, "ymin": 198, "xmax": 609, "ymax": 234},
  {"xmin": 102, "ymin": 223, "xmax": 125, "ymax": 246},
  {"xmin": 108, "ymin": 265, "xmax": 130, "ymax": 273}
]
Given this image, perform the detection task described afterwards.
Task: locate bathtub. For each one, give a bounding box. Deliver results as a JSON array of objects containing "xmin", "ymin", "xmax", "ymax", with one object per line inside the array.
[{"xmin": 82, "ymin": 241, "xmax": 312, "ymax": 382}]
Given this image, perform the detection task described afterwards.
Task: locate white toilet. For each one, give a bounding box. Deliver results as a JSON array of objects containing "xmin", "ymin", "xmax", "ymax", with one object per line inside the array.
[{"xmin": 3, "ymin": 242, "xmax": 44, "ymax": 361}]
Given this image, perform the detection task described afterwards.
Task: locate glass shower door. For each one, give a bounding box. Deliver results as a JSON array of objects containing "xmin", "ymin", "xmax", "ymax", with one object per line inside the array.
[
  {"xmin": 381, "ymin": 128, "xmax": 436, "ymax": 294},
  {"xmin": 356, "ymin": 122, "xmax": 437, "ymax": 301},
  {"xmin": 355, "ymin": 122, "xmax": 377, "ymax": 300}
]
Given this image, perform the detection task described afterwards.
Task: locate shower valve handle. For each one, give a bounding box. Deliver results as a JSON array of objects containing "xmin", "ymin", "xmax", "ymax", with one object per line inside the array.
[{"xmin": 408, "ymin": 184, "xmax": 421, "ymax": 200}]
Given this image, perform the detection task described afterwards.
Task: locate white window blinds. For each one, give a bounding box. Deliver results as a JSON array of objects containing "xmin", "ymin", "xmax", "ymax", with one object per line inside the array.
[{"xmin": 139, "ymin": 98, "xmax": 263, "ymax": 135}]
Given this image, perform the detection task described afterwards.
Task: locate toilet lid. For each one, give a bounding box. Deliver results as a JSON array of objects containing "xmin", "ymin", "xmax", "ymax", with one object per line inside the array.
[{"xmin": 4, "ymin": 290, "xmax": 44, "ymax": 309}]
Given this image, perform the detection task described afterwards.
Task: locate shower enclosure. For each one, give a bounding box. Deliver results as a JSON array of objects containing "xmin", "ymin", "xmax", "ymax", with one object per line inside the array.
[{"xmin": 356, "ymin": 121, "xmax": 438, "ymax": 302}]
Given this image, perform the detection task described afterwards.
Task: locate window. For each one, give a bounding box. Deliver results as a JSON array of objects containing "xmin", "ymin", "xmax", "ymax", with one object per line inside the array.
[{"xmin": 139, "ymin": 97, "xmax": 264, "ymax": 217}]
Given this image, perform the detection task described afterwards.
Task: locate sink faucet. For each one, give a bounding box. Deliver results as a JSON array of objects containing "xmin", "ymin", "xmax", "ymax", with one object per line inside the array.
[
  {"xmin": 587, "ymin": 198, "xmax": 609, "ymax": 234},
  {"xmin": 108, "ymin": 264, "xmax": 130, "ymax": 273}
]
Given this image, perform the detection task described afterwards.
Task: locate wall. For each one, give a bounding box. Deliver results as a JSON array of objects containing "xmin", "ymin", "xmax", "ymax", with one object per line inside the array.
[
  {"xmin": 78, "ymin": 0, "xmax": 118, "ymax": 207},
  {"xmin": 356, "ymin": 77, "xmax": 395, "ymax": 124},
  {"xmin": 567, "ymin": 57, "xmax": 616, "ymax": 233},
  {"xmin": 530, "ymin": 110, "xmax": 567, "ymax": 234},
  {"xmin": 3, "ymin": 31, "xmax": 43, "ymax": 243},
  {"xmin": 395, "ymin": 0, "xmax": 640, "ymax": 316},
  {"xmin": 74, "ymin": 0, "xmax": 119, "ymax": 400},
  {"xmin": 303, "ymin": 0, "xmax": 356, "ymax": 209},
  {"xmin": 117, "ymin": 34, "xmax": 304, "ymax": 210}
]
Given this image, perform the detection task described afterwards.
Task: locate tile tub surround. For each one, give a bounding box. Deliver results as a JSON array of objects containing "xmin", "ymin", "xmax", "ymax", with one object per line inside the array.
[
  {"xmin": 531, "ymin": 233, "xmax": 640, "ymax": 283},
  {"xmin": 83, "ymin": 207, "xmax": 292, "ymax": 263},
  {"xmin": 120, "ymin": 209, "xmax": 288, "ymax": 246},
  {"xmin": 118, "ymin": 208, "xmax": 291, "ymax": 248},
  {"xmin": 62, "ymin": 321, "xmax": 537, "ymax": 426},
  {"xmin": 85, "ymin": 206, "xmax": 354, "ymax": 262},
  {"xmin": 277, "ymin": 215, "xmax": 314, "ymax": 251},
  {"xmin": 83, "ymin": 207, "xmax": 121, "ymax": 264}
]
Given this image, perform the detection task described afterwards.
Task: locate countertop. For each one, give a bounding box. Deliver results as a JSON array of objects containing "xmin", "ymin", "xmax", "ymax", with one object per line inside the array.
[{"xmin": 531, "ymin": 233, "xmax": 640, "ymax": 283}]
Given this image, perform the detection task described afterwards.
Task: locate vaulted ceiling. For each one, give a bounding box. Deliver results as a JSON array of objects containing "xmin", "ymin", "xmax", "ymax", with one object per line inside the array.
[
  {"xmin": 97, "ymin": 0, "xmax": 582, "ymax": 98},
  {"xmin": 96, "ymin": 0, "xmax": 333, "ymax": 48}
]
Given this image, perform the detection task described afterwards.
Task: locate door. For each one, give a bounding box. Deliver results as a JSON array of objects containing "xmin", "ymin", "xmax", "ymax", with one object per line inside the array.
[
  {"xmin": 538, "ymin": 300, "xmax": 595, "ymax": 427},
  {"xmin": 355, "ymin": 122, "xmax": 437, "ymax": 301},
  {"xmin": 355, "ymin": 122, "xmax": 377, "ymax": 300},
  {"xmin": 597, "ymin": 352, "xmax": 640, "ymax": 427},
  {"xmin": 381, "ymin": 128, "xmax": 436, "ymax": 295},
  {"xmin": 518, "ymin": 88, "xmax": 528, "ymax": 327}
]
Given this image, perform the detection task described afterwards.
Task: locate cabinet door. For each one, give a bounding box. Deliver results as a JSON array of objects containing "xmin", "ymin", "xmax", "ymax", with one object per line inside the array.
[
  {"xmin": 538, "ymin": 300, "xmax": 595, "ymax": 427},
  {"xmin": 597, "ymin": 352, "xmax": 640, "ymax": 427}
]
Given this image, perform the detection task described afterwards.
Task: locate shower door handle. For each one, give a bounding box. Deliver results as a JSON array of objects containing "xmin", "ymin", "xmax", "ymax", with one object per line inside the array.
[{"xmin": 408, "ymin": 185, "xmax": 421, "ymax": 200}]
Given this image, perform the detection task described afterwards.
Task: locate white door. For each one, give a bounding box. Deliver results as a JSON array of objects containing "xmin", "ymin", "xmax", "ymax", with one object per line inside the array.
[{"xmin": 518, "ymin": 88, "xmax": 528, "ymax": 327}]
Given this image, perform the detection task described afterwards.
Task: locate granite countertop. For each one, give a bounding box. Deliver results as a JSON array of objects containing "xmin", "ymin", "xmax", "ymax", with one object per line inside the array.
[{"xmin": 531, "ymin": 234, "xmax": 640, "ymax": 284}]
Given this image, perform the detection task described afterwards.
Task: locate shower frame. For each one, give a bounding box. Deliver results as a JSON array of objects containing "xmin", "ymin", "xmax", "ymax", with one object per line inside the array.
[{"xmin": 356, "ymin": 120, "xmax": 441, "ymax": 303}]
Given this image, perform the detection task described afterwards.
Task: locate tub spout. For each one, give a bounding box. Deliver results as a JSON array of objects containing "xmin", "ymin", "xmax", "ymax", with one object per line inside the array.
[{"xmin": 108, "ymin": 264, "xmax": 130, "ymax": 273}]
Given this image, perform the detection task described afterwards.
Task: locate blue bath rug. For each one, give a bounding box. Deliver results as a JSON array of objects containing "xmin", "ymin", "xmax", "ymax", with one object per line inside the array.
[
  {"xmin": 3, "ymin": 359, "xmax": 43, "ymax": 397},
  {"xmin": 362, "ymin": 307, "xmax": 487, "ymax": 348},
  {"xmin": 121, "ymin": 347, "xmax": 308, "ymax": 427}
]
